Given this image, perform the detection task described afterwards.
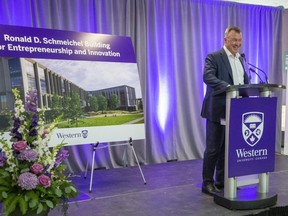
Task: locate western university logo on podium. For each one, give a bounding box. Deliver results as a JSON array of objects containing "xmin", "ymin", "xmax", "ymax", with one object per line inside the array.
[
  {"xmin": 229, "ymin": 97, "xmax": 277, "ymax": 177},
  {"xmin": 242, "ymin": 112, "xmax": 264, "ymax": 147}
]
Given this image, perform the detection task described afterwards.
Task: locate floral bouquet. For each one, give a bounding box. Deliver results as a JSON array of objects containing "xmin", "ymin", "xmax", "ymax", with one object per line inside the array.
[{"xmin": 0, "ymin": 89, "xmax": 77, "ymax": 215}]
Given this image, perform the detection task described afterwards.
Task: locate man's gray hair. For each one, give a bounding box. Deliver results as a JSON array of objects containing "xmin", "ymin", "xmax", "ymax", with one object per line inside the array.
[{"xmin": 224, "ymin": 26, "xmax": 241, "ymax": 38}]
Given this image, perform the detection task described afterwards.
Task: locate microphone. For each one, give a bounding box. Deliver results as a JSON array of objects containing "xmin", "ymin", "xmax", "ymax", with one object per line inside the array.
[
  {"xmin": 240, "ymin": 53, "xmax": 251, "ymax": 83},
  {"xmin": 240, "ymin": 53, "xmax": 269, "ymax": 84},
  {"xmin": 240, "ymin": 53, "xmax": 246, "ymax": 62}
]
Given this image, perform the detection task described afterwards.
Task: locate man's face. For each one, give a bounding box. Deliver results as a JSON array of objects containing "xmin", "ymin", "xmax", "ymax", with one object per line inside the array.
[{"xmin": 224, "ymin": 30, "xmax": 242, "ymax": 56}]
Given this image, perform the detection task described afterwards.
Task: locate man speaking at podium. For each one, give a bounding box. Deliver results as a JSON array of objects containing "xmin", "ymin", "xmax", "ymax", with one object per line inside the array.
[{"xmin": 201, "ymin": 26, "xmax": 249, "ymax": 196}]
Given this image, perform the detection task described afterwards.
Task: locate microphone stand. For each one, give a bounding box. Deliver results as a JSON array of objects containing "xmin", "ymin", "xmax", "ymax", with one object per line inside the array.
[
  {"xmin": 247, "ymin": 62, "xmax": 269, "ymax": 84},
  {"xmin": 249, "ymin": 68, "xmax": 265, "ymax": 84},
  {"xmin": 240, "ymin": 53, "xmax": 269, "ymax": 84},
  {"xmin": 240, "ymin": 53, "xmax": 252, "ymax": 84}
]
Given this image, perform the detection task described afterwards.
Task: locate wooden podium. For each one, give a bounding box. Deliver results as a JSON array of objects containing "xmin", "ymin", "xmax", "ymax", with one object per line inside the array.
[{"xmin": 214, "ymin": 84, "xmax": 285, "ymax": 210}]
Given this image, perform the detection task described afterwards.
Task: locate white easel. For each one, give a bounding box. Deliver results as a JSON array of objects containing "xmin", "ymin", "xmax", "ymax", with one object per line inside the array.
[{"xmin": 84, "ymin": 137, "xmax": 147, "ymax": 193}]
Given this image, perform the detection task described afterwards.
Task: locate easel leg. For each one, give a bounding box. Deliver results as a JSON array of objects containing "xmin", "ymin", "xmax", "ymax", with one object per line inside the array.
[
  {"xmin": 122, "ymin": 144, "xmax": 128, "ymax": 167},
  {"xmin": 129, "ymin": 138, "xmax": 147, "ymax": 184},
  {"xmin": 89, "ymin": 142, "xmax": 99, "ymax": 193}
]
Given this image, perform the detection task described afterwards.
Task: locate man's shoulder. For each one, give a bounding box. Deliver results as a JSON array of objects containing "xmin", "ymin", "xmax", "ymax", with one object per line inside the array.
[
  {"xmin": 206, "ymin": 48, "xmax": 226, "ymax": 62},
  {"xmin": 209, "ymin": 48, "xmax": 225, "ymax": 57}
]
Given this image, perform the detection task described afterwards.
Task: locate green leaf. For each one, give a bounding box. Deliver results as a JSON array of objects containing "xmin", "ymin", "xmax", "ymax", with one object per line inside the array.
[
  {"xmin": 45, "ymin": 200, "xmax": 54, "ymax": 209},
  {"xmin": 37, "ymin": 203, "xmax": 43, "ymax": 214},
  {"xmin": 65, "ymin": 186, "xmax": 72, "ymax": 194},
  {"xmin": 3, "ymin": 192, "xmax": 17, "ymax": 207},
  {"xmin": 55, "ymin": 188, "xmax": 63, "ymax": 197},
  {"xmin": 0, "ymin": 186, "xmax": 11, "ymax": 192},
  {"xmin": 3, "ymin": 193, "xmax": 18, "ymax": 214},
  {"xmin": 20, "ymin": 168, "xmax": 30, "ymax": 173},
  {"xmin": 2, "ymin": 191, "xmax": 7, "ymax": 198},
  {"xmin": 25, "ymin": 190, "xmax": 39, "ymax": 201},
  {"xmin": 19, "ymin": 196, "xmax": 28, "ymax": 215},
  {"xmin": 71, "ymin": 186, "xmax": 77, "ymax": 193},
  {"xmin": 0, "ymin": 179, "xmax": 11, "ymax": 187},
  {"xmin": 29, "ymin": 199, "xmax": 37, "ymax": 208},
  {"xmin": 0, "ymin": 170, "xmax": 10, "ymax": 178}
]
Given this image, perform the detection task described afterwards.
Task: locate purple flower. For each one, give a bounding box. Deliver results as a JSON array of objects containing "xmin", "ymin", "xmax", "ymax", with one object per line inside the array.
[
  {"xmin": 12, "ymin": 141, "xmax": 27, "ymax": 152},
  {"xmin": 18, "ymin": 172, "xmax": 39, "ymax": 190},
  {"xmin": 12, "ymin": 116, "xmax": 21, "ymax": 127},
  {"xmin": 11, "ymin": 128, "xmax": 18, "ymax": 133},
  {"xmin": 30, "ymin": 163, "xmax": 44, "ymax": 174},
  {"xmin": 43, "ymin": 164, "xmax": 51, "ymax": 173},
  {"xmin": 13, "ymin": 132, "xmax": 23, "ymax": 141},
  {"xmin": 11, "ymin": 116, "xmax": 23, "ymax": 141},
  {"xmin": 38, "ymin": 175, "xmax": 51, "ymax": 188},
  {"xmin": 42, "ymin": 129, "xmax": 49, "ymax": 138},
  {"xmin": 25, "ymin": 90, "xmax": 38, "ymax": 113},
  {"xmin": 54, "ymin": 149, "xmax": 69, "ymax": 167},
  {"xmin": 18, "ymin": 149, "xmax": 38, "ymax": 162},
  {"xmin": 29, "ymin": 129, "xmax": 38, "ymax": 137},
  {"xmin": 0, "ymin": 155, "xmax": 7, "ymax": 167},
  {"xmin": 30, "ymin": 114, "xmax": 38, "ymax": 127}
]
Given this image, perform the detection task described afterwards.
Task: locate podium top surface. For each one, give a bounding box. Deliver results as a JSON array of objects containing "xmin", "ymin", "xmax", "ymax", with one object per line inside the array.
[{"xmin": 226, "ymin": 84, "xmax": 286, "ymax": 97}]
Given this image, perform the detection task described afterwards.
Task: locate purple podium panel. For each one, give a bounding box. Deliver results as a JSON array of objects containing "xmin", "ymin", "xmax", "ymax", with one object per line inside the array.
[
  {"xmin": 228, "ymin": 97, "xmax": 277, "ymax": 178},
  {"xmin": 0, "ymin": 24, "xmax": 136, "ymax": 63}
]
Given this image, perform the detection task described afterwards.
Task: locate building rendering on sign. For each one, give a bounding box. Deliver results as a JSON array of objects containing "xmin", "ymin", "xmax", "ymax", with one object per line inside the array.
[
  {"xmin": 0, "ymin": 57, "xmax": 137, "ymax": 112},
  {"xmin": 0, "ymin": 57, "xmax": 87, "ymax": 111},
  {"xmin": 89, "ymin": 85, "xmax": 137, "ymax": 111}
]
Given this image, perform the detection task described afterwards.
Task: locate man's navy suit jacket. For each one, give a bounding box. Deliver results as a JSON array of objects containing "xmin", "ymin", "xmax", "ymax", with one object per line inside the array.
[{"xmin": 201, "ymin": 48, "xmax": 249, "ymax": 122}]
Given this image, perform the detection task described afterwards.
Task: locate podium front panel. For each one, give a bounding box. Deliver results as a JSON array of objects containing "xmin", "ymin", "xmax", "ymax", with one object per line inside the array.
[{"xmin": 228, "ymin": 97, "xmax": 277, "ymax": 178}]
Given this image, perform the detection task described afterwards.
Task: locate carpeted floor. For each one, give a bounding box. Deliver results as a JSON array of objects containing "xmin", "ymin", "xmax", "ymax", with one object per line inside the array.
[
  {"xmin": 47, "ymin": 154, "xmax": 288, "ymax": 216},
  {"xmin": 245, "ymin": 206, "xmax": 288, "ymax": 216}
]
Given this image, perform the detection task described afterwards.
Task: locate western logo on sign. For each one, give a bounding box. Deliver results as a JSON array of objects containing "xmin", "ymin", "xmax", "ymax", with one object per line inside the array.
[
  {"xmin": 81, "ymin": 130, "xmax": 88, "ymax": 138},
  {"xmin": 242, "ymin": 112, "xmax": 264, "ymax": 147}
]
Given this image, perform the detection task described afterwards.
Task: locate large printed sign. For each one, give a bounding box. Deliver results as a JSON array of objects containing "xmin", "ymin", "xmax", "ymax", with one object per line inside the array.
[
  {"xmin": 0, "ymin": 24, "xmax": 144, "ymax": 146},
  {"xmin": 228, "ymin": 97, "xmax": 277, "ymax": 177}
]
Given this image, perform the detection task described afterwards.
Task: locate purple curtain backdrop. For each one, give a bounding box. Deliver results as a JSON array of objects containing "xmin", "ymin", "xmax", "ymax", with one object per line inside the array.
[{"xmin": 0, "ymin": 0, "xmax": 283, "ymax": 171}]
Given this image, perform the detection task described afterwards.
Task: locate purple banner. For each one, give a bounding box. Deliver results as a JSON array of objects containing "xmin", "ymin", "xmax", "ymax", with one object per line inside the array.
[
  {"xmin": 0, "ymin": 24, "xmax": 136, "ymax": 63},
  {"xmin": 228, "ymin": 97, "xmax": 277, "ymax": 177}
]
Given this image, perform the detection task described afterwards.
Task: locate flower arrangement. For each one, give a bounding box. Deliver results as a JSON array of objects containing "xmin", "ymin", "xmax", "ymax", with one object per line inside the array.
[{"xmin": 0, "ymin": 89, "xmax": 77, "ymax": 215}]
